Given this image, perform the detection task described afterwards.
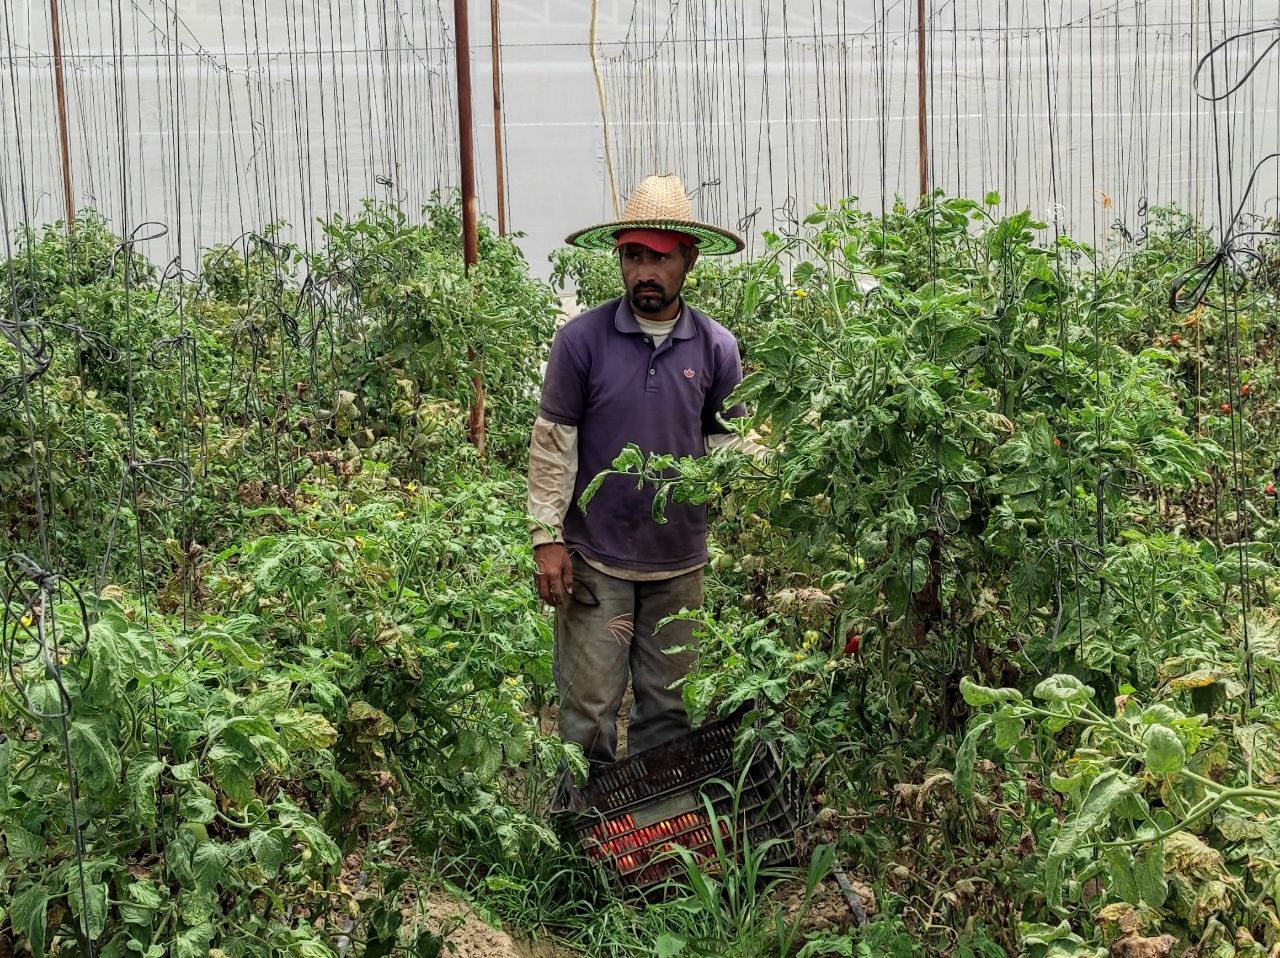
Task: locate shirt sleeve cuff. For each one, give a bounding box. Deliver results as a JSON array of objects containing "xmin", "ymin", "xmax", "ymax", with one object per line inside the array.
[
  {"xmin": 531, "ymin": 528, "xmax": 563, "ymax": 548},
  {"xmin": 537, "ymin": 406, "xmax": 580, "ymax": 427}
]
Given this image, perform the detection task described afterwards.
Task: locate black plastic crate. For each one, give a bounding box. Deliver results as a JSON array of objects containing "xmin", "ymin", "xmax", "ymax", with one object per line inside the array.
[{"xmin": 553, "ymin": 705, "xmax": 802, "ymax": 895}]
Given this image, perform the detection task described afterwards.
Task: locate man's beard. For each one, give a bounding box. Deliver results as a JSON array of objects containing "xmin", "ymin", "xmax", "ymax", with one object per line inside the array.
[{"xmin": 629, "ymin": 283, "xmax": 679, "ymax": 314}]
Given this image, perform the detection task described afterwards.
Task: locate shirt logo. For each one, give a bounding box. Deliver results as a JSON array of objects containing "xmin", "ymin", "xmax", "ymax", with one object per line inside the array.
[{"xmin": 683, "ymin": 368, "xmax": 697, "ymax": 379}]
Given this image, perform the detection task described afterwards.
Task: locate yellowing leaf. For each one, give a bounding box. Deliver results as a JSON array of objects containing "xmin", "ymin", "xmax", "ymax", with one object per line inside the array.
[
  {"xmin": 347, "ymin": 701, "xmax": 395, "ymax": 739},
  {"xmin": 1168, "ymin": 669, "xmax": 1225, "ymax": 691},
  {"xmin": 1163, "ymin": 831, "xmax": 1226, "ymax": 881},
  {"xmin": 275, "ymin": 710, "xmax": 339, "ymax": 751}
]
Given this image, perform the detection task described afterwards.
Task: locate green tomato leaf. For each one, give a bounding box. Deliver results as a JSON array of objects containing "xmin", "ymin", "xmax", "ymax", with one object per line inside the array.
[
  {"xmin": 1034, "ymin": 673, "xmax": 1094, "ymax": 705},
  {"xmin": 192, "ymin": 841, "xmax": 227, "ymax": 896},
  {"xmin": 993, "ymin": 710, "xmax": 1026, "ymax": 751},
  {"xmin": 959, "ymin": 675, "xmax": 1023, "ymax": 707},
  {"xmin": 1045, "ymin": 771, "xmax": 1137, "ymax": 906},
  {"xmin": 172, "ymin": 922, "xmax": 214, "ymax": 958},
  {"xmin": 68, "ymin": 881, "xmax": 109, "ymax": 941},
  {"xmin": 1144, "ymin": 725, "xmax": 1186, "ymax": 775},
  {"xmin": 127, "ymin": 753, "xmax": 165, "ymax": 828},
  {"xmin": 11, "ymin": 883, "xmax": 49, "ymax": 957},
  {"xmin": 69, "ymin": 719, "xmax": 122, "ymax": 792},
  {"xmin": 1141, "ymin": 703, "xmax": 1182, "ymax": 725},
  {"xmin": 1135, "ymin": 841, "xmax": 1169, "ymax": 907},
  {"xmin": 1104, "ymin": 847, "xmax": 1139, "ymax": 904},
  {"xmin": 3, "ymin": 824, "xmax": 43, "ymax": 861},
  {"xmin": 250, "ymin": 828, "xmax": 289, "ymax": 877}
]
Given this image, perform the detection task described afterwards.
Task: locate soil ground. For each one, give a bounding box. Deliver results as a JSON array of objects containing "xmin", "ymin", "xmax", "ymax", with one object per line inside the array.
[{"xmin": 424, "ymin": 895, "xmax": 577, "ymax": 958}]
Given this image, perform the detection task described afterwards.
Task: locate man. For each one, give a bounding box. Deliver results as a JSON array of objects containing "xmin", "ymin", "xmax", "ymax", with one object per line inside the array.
[{"xmin": 528, "ymin": 173, "xmax": 748, "ymax": 771}]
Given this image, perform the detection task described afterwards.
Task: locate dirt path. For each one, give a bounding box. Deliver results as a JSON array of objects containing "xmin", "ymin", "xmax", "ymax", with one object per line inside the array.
[{"xmin": 425, "ymin": 895, "xmax": 574, "ymax": 958}]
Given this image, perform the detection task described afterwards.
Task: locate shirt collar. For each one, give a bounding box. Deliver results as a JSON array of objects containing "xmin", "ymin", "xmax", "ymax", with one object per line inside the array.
[{"xmin": 613, "ymin": 297, "xmax": 696, "ymax": 340}]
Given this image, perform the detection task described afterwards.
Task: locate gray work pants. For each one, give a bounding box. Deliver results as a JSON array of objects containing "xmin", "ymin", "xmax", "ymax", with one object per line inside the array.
[{"xmin": 554, "ymin": 553, "xmax": 702, "ymax": 766}]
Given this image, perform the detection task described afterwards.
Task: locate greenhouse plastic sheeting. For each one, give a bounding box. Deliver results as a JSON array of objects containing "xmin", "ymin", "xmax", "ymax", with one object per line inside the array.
[{"xmin": 2, "ymin": 1, "xmax": 1278, "ymax": 272}]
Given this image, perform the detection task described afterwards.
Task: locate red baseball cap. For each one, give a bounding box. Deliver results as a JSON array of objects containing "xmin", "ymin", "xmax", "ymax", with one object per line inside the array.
[{"xmin": 613, "ymin": 228, "xmax": 697, "ymax": 254}]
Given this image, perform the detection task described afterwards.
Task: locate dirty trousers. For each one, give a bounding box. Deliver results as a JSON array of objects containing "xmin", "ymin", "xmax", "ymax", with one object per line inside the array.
[{"xmin": 554, "ymin": 554, "xmax": 702, "ymax": 766}]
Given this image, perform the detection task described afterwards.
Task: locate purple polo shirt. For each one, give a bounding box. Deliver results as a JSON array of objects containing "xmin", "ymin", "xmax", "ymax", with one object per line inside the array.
[{"xmin": 539, "ymin": 296, "xmax": 747, "ymax": 572}]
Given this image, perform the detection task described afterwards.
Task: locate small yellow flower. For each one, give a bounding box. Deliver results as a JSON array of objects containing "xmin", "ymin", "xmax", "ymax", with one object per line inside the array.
[
  {"xmin": 395, "ymin": 511, "xmax": 405, "ymax": 519},
  {"xmin": 443, "ymin": 641, "xmax": 458, "ymax": 651},
  {"xmin": 407, "ymin": 482, "xmax": 418, "ymax": 493},
  {"xmin": 504, "ymin": 676, "xmax": 521, "ymax": 687},
  {"xmin": 792, "ymin": 288, "xmax": 808, "ymax": 298},
  {"xmin": 21, "ymin": 613, "xmax": 33, "ymax": 628},
  {"xmin": 343, "ymin": 503, "xmax": 353, "ymax": 515}
]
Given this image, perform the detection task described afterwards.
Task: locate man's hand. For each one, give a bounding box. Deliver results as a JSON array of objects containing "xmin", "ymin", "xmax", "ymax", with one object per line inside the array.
[{"xmin": 534, "ymin": 543, "xmax": 574, "ymax": 606}]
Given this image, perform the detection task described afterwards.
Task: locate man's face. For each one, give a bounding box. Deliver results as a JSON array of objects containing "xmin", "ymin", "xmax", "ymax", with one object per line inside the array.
[{"xmin": 618, "ymin": 243, "xmax": 698, "ymax": 317}]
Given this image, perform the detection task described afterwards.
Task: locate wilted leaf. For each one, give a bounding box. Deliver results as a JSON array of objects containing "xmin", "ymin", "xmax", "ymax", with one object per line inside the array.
[
  {"xmin": 193, "ymin": 842, "xmax": 227, "ymax": 895},
  {"xmin": 1021, "ymin": 920, "xmax": 1108, "ymax": 958},
  {"xmin": 1189, "ymin": 879, "xmax": 1230, "ymax": 929},
  {"xmin": 1234, "ymin": 723, "xmax": 1280, "ymax": 784},
  {"xmin": 1163, "ymin": 831, "xmax": 1226, "ymax": 880},
  {"xmin": 1109, "ymin": 934, "xmax": 1177, "ymax": 958},
  {"xmin": 1095, "ymin": 902, "xmax": 1142, "ymax": 937},
  {"xmin": 954, "ymin": 714, "xmax": 991, "ymax": 799},
  {"xmin": 1215, "ymin": 814, "xmax": 1268, "ymax": 842},
  {"xmin": 1236, "ymin": 610, "xmax": 1280, "ymax": 670},
  {"xmin": 1141, "ymin": 704, "xmax": 1182, "ymax": 726},
  {"xmin": 1168, "ymin": 669, "xmax": 1226, "ymax": 691},
  {"xmin": 209, "ymin": 745, "xmax": 256, "ymax": 806},
  {"xmin": 276, "ymin": 710, "xmax": 339, "ymax": 750},
  {"xmin": 1104, "ymin": 848, "xmax": 1139, "ymax": 904},
  {"xmin": 347, "ymin": 701, "xmax": 395, "ymax": 739}
]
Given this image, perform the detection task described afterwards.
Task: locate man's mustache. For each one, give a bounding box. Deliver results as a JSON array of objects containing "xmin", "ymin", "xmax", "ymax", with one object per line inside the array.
[{"xmin": 632, "ymin": 283, "xmax": 664, "ymax": 294}]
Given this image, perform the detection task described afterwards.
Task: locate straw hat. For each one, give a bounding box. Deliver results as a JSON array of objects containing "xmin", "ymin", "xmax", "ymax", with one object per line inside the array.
[{"xmin": 565, "ymin": 173, "xmax": 745, "ymax": 256}]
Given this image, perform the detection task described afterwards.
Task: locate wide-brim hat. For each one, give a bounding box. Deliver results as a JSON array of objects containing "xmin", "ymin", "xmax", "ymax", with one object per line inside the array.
[{"xmin": 565, "ymin": 173, "xmax": 745, "ymax": 256}]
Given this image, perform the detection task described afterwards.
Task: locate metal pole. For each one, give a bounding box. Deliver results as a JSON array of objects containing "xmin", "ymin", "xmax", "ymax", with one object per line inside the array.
[
  {"xmin": 454, "ymin": 0, "xmax": 486, "ymax": 456},
  {"xmin": 489, "ymin": 0, "xmax": 508, "ymax": 235},
  {"xmin": 50, "ymin": 0, "xmax": 75, "ymax": 226},
  {"xmin": 916, "ymin": 0, "xmax": 929, "ymax": 200}
]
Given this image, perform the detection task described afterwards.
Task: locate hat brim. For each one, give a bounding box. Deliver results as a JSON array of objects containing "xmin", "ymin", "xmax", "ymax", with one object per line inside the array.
[{"xmin": 565, "ymin": 218, "xmax": 745, "ymax": 256}]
